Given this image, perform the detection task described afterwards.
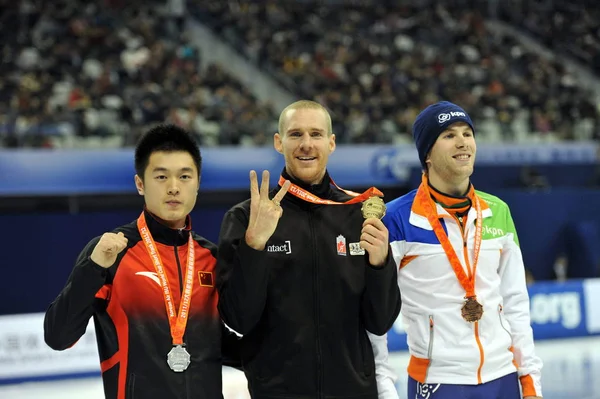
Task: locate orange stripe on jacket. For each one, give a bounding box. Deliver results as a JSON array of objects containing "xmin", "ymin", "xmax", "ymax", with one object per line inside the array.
[
  {"xmin": 407, "ymin": 355, "xmax": 430, "ymax": 383},
  {"xmin": 400, "ymin": 255, "xmax": 418, "ymax": 269},
  {"xmin": 520, "ymin": 375, "xmax": 537, "ymax": 397}
]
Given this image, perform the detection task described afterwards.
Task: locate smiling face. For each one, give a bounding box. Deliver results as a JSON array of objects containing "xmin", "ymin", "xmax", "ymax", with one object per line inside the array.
[
  {"xmin": 134, "ymin": 151, "xmax": 199, "ymax": 228},
  {"xmin": 426, "ymin": 122, "xmax": 476, "ymax": 195},
  {"xmin": 274, "ymin": 107, "xmax": 336, "ymax": 185}
]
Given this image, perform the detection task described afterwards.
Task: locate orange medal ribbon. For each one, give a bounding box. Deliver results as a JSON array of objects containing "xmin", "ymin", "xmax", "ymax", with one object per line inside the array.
[
  {"xmin": 278, "ymin": 175, "xmax": 383, "ymax": 205},
  {"xmin": 137, "ymin": 212, "xmax": 195, "ymax": 345},
  {"xmin": 416, "ymin": 176, "xmax": 483, "ymax": 321}
]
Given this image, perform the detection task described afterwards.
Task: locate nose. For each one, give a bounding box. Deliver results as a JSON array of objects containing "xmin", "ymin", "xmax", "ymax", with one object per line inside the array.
[
  {"xmin": 299, "ymin": 133, "xmax": 313, "ymax": 151},
  {"xmin": 455, "ymin": 135, "xmax": 467, "ymax": 148},
  {"xmin": 167, "ymin": 180, "xmax": 180, "ymax": 195}
]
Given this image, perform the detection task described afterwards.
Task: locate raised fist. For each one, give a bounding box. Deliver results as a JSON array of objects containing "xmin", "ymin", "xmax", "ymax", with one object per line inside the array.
[{"xmin": 90, "ymin": 232, "xmax": 128, "ymax": 268}]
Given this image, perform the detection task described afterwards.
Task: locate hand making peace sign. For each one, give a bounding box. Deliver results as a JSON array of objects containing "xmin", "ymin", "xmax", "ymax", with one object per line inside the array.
[{"xmin": 244, "ymin": 170, "xmax": 291, "ymax": 250}]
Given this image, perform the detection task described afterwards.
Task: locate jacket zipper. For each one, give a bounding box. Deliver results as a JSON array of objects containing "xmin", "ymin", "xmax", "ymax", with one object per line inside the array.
[
  {"xmin": 426, "ymin": 315, "xmax": 434, "ymax": 381},
  {"xmin": 309, "ymin": 211, "xmax": 323, "ymax": 398},
  {"xmin": 459, "ymin": 215, "xmax": 485, "ymax": 383},
  {"xmin": 174, "ymin": 244, "xmax": 184, "ymax": 295}
]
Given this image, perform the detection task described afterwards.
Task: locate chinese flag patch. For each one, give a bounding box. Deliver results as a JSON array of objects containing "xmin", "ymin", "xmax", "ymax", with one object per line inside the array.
[{"xmin": 198, "ymin": 271, "xmax": 214, "ymax": 287}]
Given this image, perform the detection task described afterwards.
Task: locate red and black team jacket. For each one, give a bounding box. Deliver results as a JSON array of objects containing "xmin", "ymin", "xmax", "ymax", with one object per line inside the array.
[{"xmin": 44, "ymin": 210, "xmax": 240, "ymax": 399}]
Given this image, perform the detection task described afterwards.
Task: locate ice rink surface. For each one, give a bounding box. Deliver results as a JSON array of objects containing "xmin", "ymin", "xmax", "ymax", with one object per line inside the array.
[{"xmin": 1, "ymin": 336, "xmax": 598, "ymax": 399}]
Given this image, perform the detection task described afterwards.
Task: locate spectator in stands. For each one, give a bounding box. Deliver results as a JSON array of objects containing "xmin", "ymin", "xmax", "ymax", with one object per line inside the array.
[
  {"xmin": 498, "ymin": 0, "xmax": 600, "ymax": 75},
  {"xmin": 216, "ymin": 100, "xmax": 401, "ymax": 399},
  {"xmin": 44, "ymin": 124, "xmax": 239, "ymax": 399},
  {"xmin": 192, "ymin": 1, "xmax": 599, "ymax": 144},
  {"xmin": 372, "ymin": 101, "xmax": 543, "ymax": 399},
  {"xmin": 0, "ymin": 1, "xmax": 275, "ymax": 149}
]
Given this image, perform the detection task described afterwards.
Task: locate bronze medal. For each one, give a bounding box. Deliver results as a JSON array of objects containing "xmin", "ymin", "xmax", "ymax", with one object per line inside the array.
[
  {"xmin": 461, "ymin": 296, "xmax": 484, "ymax": 323},
  {"xmin": 361, "ymin": 196, "xmax": 386, "ymax": 219}
]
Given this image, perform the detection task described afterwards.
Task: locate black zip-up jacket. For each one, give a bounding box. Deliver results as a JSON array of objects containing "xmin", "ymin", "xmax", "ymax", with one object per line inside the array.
[
  {"xmin": 44, "ymin": 210, "xmax": 240, "ymax": 399},
  {"xmin": 217, "ymin": 169, "xmax": 401, "ymax": 399}
]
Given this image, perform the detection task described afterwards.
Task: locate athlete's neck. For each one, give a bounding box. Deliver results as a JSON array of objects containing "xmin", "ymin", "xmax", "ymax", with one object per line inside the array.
[
  {"xmin": 427, "ymin": 173, "xmax": 470, "ymax": 197},
  {"xmin": 285, "ymin": 167, "xmax": 326, "ymax": 187},
  {"xmin": 147, "ymin": 210, "xmax": 186, "ymax": 230}
]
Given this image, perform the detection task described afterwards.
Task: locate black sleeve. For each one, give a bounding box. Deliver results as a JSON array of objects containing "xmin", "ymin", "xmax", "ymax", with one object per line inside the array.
[
  {"xmin": 43, "ymin": 236, "xmax": 120, "ymax": 350},
  {"xmin": 216, "ymin": 207, "xmax": 279, "ymax": 335},
  {"xmin": 361, "ymin": 248, "xmax": 401, "ymax": 335},
  {"xmin": 220, "ymin": 323, "xmax": 243, "ymax": 370}
]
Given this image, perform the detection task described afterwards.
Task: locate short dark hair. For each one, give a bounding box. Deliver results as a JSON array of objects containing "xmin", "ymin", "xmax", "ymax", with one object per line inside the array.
[{"xmin": 134, "ymin": 124, "xmax": 202, "ymax": 179}]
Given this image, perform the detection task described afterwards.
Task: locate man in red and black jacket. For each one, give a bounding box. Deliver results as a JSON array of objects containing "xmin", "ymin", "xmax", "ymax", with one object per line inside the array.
[{"xmin": 44, "ymin": 124, "xmax": 239, "ymax": 399}]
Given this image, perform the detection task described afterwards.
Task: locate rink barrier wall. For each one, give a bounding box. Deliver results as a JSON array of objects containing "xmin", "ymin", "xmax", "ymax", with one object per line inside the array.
[{"xmin": 1, "ymin": 278, "xmax": 598, "ymax": 385}]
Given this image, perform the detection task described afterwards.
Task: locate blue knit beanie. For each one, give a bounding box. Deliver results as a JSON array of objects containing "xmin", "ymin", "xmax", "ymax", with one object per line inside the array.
[{"xmin": 412, "ymin": 101, "xmax": 475, "ymax": 169}]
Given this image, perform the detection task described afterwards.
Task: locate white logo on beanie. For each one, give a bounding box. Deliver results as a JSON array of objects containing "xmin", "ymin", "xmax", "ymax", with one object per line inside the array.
[
  {"xmin": 437, "ymin": 111, "xmax": 467, "ymax": 125},
  {"xmin": 438, "ymin": 113, "xmax": 451, "ymax": 124}
]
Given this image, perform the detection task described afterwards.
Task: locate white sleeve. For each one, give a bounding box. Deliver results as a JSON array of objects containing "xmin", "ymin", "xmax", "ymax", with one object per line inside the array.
[
  {"xmin": 369, "ymin": 233, "xmax": 404, "ymax": 399},
  {"xmin": 498, "ymin": 227, "xmax": 543, "ymax": 398},
  {"xmin": 368, "ymin": 332, "xmax": 399, "ymax": 399}
]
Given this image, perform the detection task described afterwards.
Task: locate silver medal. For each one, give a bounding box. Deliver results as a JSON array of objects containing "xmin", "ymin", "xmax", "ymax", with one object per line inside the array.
[{"xmin": 167, "ymin": 345, "xmax": 191, "ymax": 372}]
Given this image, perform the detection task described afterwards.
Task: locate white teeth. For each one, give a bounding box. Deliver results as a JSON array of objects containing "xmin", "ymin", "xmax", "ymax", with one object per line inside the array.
[
  {"xmin": 298, "ymin": 157, "xmax": 315, "ymax": 160},
  {"xmin": 454, "ymin": 155, "xmax": 469, "ymax": 160}
]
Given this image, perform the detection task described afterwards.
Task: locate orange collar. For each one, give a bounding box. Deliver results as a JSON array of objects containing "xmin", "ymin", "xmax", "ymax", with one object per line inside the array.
[
  {"xmin": 429, "ymin": 182, "xmax": 474, "ymax": 216},
  {"xmin": 411, "ymin": 174, "xmax": 488, "ymax": 218}
]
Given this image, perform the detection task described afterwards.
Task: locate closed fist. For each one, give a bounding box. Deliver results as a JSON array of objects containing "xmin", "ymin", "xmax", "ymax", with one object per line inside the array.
[
  {"xmin": 360, "ymin": 218, "xmax": 389, "ymax": 267},
  {"xmin": 90, "ymin": 232, "xmax": 128, "ymax": 268}
]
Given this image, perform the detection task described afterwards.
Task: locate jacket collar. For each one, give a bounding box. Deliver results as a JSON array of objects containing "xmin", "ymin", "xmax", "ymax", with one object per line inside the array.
[
  {"xmin": 143, "ymin": 208, "xmax": 191, "ymax": 246},
  {"xmin": 280, "ymin": 167, "xmax": 334, "ymax": 203},
  {"xmin": 409, "ymin": 176, "xmax": 492, "ymax": 230}
]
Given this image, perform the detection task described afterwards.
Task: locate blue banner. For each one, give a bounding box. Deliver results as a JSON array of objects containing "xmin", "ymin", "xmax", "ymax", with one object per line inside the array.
[
  {"xmin": 387, "ymin": 278, "xmax": 600, "ymax": 352},
  {"xmin": 0, "ymin": 142, "xmax": 597, "ymax": 196}
]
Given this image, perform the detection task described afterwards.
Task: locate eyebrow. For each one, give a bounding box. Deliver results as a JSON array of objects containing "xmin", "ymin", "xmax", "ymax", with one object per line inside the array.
[
  {"xmin": 151, "ymin": 167, "xmax": 195, "ymax": 173},
  {"xmin": 286, "ymin": 127, "xmax": 326, "ymax": 133}
]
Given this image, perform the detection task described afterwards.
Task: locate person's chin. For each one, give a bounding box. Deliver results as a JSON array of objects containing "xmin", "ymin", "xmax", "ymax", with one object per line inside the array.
[
  {"xmin": 297, "ymin": 172, "xmax": 320, "ymax": 184},
  {"xmin": 160, "ymin": 209, "xmax": 184, "ymax": 221}
]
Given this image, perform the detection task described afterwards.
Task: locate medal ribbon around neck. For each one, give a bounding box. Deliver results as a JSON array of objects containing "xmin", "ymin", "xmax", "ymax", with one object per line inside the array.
[
  {"xmin": 277, "ymin": 175, "xmax": 383, "ymax": 205},
  {"xmin": 137, "ymin": 212, "xmax": 195, "ymax": 345},
  {"xmin": 416, "ymin": 175, "xmax": 483, "ymax": 299}
]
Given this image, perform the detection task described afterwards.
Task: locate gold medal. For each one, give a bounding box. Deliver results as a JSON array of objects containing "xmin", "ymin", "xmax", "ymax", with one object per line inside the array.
[
  {"xmin": 361, "ymin": 196, "xmax": 386, "ymax": 219},
  {"xmin": 461, "ymin": 296, "xmax": 484, "ymax": 323}
]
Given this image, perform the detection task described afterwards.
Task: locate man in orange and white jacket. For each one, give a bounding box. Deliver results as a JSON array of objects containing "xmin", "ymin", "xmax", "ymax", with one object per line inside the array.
[{"xmin": 370, "ymin": 101, "xmax": 543, "ymax": 399}]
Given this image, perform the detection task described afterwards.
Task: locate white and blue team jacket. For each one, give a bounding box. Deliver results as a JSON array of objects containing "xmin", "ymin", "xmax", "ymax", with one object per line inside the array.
[{"xmin": 369, "ymin": 186, "xmax": 543, "ymax": 398}]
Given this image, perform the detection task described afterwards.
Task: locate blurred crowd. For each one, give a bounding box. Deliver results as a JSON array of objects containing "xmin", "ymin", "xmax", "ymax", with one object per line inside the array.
[
  {"xmin": 194, "ymin": 0, "xmax": 600, "ymax": 145},
  {"xmin": 2, "ymin": 0, "xmax": 599, "ymax": 148},
  {"xmin": 497, "ymin": 0, "xmax": 600, "ymax": 74},
  {"xmin": 0, "ymin": 0, "xmax": 276, "ymax": 149}
]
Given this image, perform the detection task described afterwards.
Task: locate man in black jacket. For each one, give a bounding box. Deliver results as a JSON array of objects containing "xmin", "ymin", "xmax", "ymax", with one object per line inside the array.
[{"xmin": 217, "ymin": 100, "xmax": 402, "ymax": 399}]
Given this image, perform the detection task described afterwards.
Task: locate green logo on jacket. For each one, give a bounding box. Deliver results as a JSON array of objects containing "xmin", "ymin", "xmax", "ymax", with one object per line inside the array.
[{"xmin": 476, "ymin": 191, "xmax": 519, "ymax": 246}]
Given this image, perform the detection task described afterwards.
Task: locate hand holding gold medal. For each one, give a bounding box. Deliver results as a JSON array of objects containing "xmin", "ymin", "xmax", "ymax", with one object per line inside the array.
[
  {"xmin": 361, "ymin": 196, "xmax": 386, "ymax": 219},
  {"xmin": 359, "ymin": 194, "xmax": 389, "ymax": 267}
]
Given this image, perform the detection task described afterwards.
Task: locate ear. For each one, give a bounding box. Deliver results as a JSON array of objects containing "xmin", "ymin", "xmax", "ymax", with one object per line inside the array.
[
  {"xmin": 424, "ymin": 155, "xmax": 432, "ymax": 171},
  {"xmin": 274, "ymin": 132, "xmax": 283, "ymax": 154},
  {"xmin": 329, "ymin": 133, "xmax": 336, "ymax": 153},
  {"xmin": 134, "ymin": 174, "xmax": 144, "ymax": 196}
]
